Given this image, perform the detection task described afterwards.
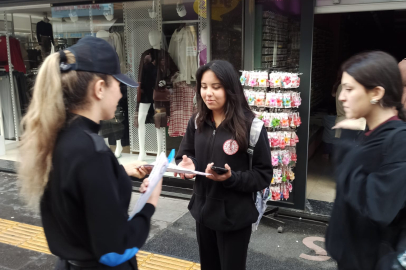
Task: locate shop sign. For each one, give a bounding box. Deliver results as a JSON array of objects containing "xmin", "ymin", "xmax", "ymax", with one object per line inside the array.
[
  {"xmin": 193, "ymin": 0, "xmax": 241, "ymax": 21},
  {"xmin": 51, "ymin": 4, "xmax": 114, "ymax": 18}
]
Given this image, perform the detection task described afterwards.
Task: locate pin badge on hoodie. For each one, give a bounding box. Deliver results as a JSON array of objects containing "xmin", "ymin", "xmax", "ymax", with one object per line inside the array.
[{"xmin": 223, "ymin": 139, "xmax": 239, "ymax": 155}]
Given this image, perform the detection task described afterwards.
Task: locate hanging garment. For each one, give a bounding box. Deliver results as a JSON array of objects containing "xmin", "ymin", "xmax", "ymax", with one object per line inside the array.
[
  {"xmin": 13, "ymin": 72, "xmax": 30, "ymax": 116},
  {"xmin": 0, "ymin": 37, "xmax": 26, "ymax": 73},
  {"xmin": 0, "ymin": 72, "xmax": 23, "ymax": 139},
  {"xmin": 168, "ymin": 26, "xmax": 198, "ymax": 84},
  {"xmin": 27, "ymin": 49, "xmax": 42, "ymax": 69},
  {"xmin": 168, "ymin": 81, "xmax": 195, "ymax": 137},
  {"xmin": 199, "ymin": 47, "xmax": 207, "ymax": 67},
  {"xmin": 36, "ymin": 20, "xmax": 54, "ymax": 46}
]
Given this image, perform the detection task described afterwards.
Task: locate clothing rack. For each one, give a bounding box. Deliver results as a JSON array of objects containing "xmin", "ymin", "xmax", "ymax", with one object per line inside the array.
[{"xmin": 1, "ymin": 12, "xmax": 19, "ymax": 144}]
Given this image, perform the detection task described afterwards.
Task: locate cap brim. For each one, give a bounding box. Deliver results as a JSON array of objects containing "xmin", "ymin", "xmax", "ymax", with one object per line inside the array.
[{"xmin": 113, "ymin": 74, "xmax": 139, "ymax": 88}]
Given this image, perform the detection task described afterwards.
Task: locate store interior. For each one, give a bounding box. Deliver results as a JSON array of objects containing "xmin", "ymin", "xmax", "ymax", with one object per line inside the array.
[{"xmin": 307, "ymin": 9, "xmax": 406, "ymax": 203}]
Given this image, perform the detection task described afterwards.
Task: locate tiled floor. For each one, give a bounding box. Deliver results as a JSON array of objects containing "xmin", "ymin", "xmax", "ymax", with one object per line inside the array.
[{"xmin": 306, "ymin": 148, "xmax": 336, "ymax": 203}]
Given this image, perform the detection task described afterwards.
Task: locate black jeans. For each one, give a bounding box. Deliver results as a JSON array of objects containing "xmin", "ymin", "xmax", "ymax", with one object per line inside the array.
[{"xmin": 196, "ymin": 222, "xmax": 252, "ymax": 270}]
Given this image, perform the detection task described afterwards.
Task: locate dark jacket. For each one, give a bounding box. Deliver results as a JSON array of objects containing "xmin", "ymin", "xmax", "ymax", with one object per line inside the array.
[
  {"xmin": 326, "ymin": 119, "xmax": 406, "ymax": 270},
  {"xmin": 41, "ymin": 115, "xmax": 154, "ymax": 269},
  {"xmin": 137, "ymin": 48, "xmax": 178, "ymax": 103},
  {"xmin": 176, "ymin": 113, "xmax": 273, "ymax": 232},
  {"xmin": 36, "ymin": 20, "xmax": 54, "ymax": 45}
]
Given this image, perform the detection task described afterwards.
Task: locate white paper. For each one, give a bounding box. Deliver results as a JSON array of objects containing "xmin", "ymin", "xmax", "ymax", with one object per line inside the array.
[
  {"xmin": 129, "ymin": 152, "xmax": 171, "ymax": 220},
  {"xmin": 139, "ymin": 163, "xmax": 211, "ymax": 176}
]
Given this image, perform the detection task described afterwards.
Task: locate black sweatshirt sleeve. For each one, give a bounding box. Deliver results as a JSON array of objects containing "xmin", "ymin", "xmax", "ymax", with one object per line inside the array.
[
  {"xmin": 341, "ymin": 131, "xmax": 406, "ymax": 227},
  {"xmin": 175, "ymin": 115, "xmax": 198, "ymax": 168},
  {"xmin": 222, "ymin": 126, "xmax": 273, "ymax": 192},
  {"xmin": 77, "ymin": 153, "xmax": 155, "ymax": 267}
]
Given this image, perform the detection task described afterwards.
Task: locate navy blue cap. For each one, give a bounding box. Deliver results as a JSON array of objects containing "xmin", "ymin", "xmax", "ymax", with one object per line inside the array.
[{"xmin": 60, "ymin": 36, "xmax": 138, "ymax": 88}]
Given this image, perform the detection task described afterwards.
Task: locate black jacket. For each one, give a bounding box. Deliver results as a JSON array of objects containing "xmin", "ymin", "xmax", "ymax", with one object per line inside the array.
[
  {"xmin": 41, "ymin": 115, "xmax": 154, "ymax": 269},
  {"xmin": 176, "ymin": 113, "xmax": 273, "ymax": 232},
  {"xmin": 326, "ymin": 119, "xmax": 406, "ymax": 270}
]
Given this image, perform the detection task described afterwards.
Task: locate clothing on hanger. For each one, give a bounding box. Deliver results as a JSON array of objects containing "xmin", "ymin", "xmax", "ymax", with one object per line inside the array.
[
  {"xmin": 0, "ymin": 36, "xmax": 26, "ymax": 73},
  {"xmin": 168, "ymin": 26, "xmax": 198, "ymax": 84},
  {"xmin": 168, "ymin": 81, "xmax": 195, "ymax": 137}
]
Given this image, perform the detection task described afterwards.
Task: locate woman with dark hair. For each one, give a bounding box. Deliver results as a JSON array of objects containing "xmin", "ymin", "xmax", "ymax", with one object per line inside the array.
[
  {"xmin": 326, "ymin": 51, "xmax": 406, "ymax": 270},
  {"xmin": 175, "ymin": 60, "xmax": 273, "ymax": 270}
]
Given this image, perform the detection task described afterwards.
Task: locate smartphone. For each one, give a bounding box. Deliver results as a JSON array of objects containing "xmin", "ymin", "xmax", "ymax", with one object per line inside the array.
[{"xmin": 211, "ymin": 166, "xmax": 228, "ymax": 175}]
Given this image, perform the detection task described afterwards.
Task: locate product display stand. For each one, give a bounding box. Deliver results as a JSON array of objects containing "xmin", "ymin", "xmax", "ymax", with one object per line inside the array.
[{"xmin": 240, "ymin": 10, "xmax": 302, "ymax": 233}]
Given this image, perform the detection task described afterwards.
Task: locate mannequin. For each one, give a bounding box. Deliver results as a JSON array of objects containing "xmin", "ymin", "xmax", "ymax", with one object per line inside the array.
[
  {"xmin": 104, "ymin": 138, "xmax": 123, "ymax": 158},
  {"xmin": 137, "ymin": 30, "xmax": 164, "ymax": 161},
  {"xmin": 97, "ymin": 31, "xmax": 123, "ymax": 158}
]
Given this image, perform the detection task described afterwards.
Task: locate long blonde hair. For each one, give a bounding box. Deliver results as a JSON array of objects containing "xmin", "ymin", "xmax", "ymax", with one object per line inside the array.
[{"xmin": 18, "ymin": 50, "xmax": 109, "ymax": 209}]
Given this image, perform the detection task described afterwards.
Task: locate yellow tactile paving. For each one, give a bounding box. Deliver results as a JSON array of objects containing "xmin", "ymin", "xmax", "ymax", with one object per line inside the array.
[{"xmin": 0, "ymin": 218, "xmax": 200, "ymax": 270}]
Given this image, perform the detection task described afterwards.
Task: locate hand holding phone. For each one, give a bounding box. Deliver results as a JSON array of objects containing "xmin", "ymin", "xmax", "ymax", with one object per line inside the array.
[
  {"xmin": 210, "ymin": 166, "xmax": 229, "ymax": 175},
  {"xmin": 206, "ymin": 163, "xmax": 232, "ymax": 182}
]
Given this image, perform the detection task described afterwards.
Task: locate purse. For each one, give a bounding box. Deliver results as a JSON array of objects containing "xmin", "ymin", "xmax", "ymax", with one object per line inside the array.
[{"xmin": 153, "ymin": 86, "xmax": 171, "ymax": 101}]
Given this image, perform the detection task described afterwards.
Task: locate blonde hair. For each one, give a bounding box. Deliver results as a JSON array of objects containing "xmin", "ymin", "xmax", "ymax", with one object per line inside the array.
[{"xmin": 18, "ymin": 50, "xmax": 110, "ymax": 210}]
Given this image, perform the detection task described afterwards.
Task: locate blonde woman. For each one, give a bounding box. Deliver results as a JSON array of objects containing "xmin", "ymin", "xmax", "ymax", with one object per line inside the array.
[{"xmin": 18, "ymin": 37, "xmax": 160, "ymax": 270}]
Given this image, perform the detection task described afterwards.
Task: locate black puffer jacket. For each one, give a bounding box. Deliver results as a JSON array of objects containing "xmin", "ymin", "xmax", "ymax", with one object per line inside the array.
[{"xmin": 176, "ymin": 113, "xmax": 273, "ymax": 232}]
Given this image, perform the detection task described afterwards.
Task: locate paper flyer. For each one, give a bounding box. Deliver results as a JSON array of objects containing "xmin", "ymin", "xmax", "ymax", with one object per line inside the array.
[{"xmin": 129, "ymin": 150, "xmax": 175, "ymax": 220}]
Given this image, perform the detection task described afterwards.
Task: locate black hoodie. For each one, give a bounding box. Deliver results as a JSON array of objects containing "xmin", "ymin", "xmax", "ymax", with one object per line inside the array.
[
  {"xmin": 326, "ymin": 119, "xmax": 406, "ymax": 270},
  {"xmin": 175, "ymin": 113, "xmax": 273, "ymax": 232}
]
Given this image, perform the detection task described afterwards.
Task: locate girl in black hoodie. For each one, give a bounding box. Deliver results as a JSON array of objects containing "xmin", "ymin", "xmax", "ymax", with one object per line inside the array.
[
  {"xmin": 326, "ymin": 51, "xmax": 406, "ymax": 270},
  {"xmin": 175, "ymin": 60, "xmax": 273, "ymax": 270}
]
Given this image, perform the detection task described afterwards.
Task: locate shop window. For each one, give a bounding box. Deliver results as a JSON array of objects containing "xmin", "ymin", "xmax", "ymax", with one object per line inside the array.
[{"xmin": 211, "ymin": 0, "xmax": 243, "ymax": 70}]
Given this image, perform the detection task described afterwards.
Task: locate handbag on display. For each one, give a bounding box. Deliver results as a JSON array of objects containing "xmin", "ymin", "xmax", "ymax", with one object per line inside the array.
[{"xmin": 153, "ymin": 85, "xmax": 171, "ymax": 102}]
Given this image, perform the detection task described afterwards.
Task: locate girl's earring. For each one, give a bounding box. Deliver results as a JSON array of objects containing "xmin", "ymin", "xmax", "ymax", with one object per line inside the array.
[{"xmin": 370, "ymin": 99, "xmax": 378, "ymax": 105}]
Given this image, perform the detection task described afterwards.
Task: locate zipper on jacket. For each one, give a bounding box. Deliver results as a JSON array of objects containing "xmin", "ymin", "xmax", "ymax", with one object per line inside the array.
[{"xmin": 201, "ymin": 126, "xmax": 217, "ymax": 223}]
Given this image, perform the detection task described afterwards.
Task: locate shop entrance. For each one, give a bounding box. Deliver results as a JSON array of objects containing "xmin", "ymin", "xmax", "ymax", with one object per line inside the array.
[{"xmin": 306, "ymin": 9, "xmax": 406, "ymax": 205}]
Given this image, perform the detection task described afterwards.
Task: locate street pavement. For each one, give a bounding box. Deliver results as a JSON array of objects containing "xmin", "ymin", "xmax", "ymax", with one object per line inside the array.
[{"xmin": 0, "ymin": 172, "xmax": 338, "ymax": 270}]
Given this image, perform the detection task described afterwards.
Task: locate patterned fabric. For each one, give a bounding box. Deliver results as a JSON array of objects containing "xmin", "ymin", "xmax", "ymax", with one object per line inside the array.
[{"xmin": 169, "ymin": 82, "xmax": 195, "ymax": 137}]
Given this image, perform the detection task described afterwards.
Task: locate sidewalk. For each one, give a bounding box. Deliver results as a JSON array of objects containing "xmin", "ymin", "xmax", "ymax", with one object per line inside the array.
[
  {"xmin": 0, "ymin": 172, "xmax": 338, "ymax": 269},
  {"xmin": 0, "ymin": 172, "xmax": 192, "ymax": 269}
]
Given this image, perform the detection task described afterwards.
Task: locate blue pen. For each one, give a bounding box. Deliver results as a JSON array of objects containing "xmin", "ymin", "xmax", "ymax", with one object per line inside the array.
[{"xmin": 167, "ymin": 149, "xmax": 175, "ymax": 163}]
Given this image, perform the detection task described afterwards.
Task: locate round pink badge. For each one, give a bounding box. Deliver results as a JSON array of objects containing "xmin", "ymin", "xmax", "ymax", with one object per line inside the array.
[{"xmin": 223, "ymin": 139, "xmax": 239, "ymax": 155}]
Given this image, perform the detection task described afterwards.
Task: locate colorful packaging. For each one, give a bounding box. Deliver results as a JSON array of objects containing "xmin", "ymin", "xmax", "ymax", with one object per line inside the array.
[
  {"xmin": 255, "ymin": 91, "xmax": 266, "ymax": 106},
  {"xmin": 247, "ymin": 90, "xmax": 255, "ymax": 106}
]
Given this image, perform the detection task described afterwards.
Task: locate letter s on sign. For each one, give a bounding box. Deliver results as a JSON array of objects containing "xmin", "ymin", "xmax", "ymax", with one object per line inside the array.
[{"xmin": 299, "ymin": 237, "xmax": 331, "ymax": 262}]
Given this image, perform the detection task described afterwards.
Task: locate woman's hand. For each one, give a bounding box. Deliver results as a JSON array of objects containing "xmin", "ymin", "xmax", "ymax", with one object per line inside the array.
[
  {"xmin": 140, "ymin": 178, "xmax": 162, "ymax": 207},
  {"xmin": 140, "ymin": 178, "xmax": 150, "ymax": 193},
  {"xmin": 205, "ymin": 163, "xmax": 232, "ymax": 182},
  {"xmin": 175, "ymin": 155, "xmax": 196, "ymax": 179},
  {"xmin": 124, "ymin": 162, "xmax": 151, "ymax": 179},
  {"xmin": 333, "ymin": 118, "xmax": 366, "ymax": 131}
]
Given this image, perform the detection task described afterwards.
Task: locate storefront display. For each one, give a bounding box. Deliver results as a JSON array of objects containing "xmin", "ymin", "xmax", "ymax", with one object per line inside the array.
[
  {"xmin": 240, "ymin": 70, "xmax": 302, "ymax": 201},
  {"xmin": 0, "ymin": 0, "xmax": 316, "ymax": 211}
]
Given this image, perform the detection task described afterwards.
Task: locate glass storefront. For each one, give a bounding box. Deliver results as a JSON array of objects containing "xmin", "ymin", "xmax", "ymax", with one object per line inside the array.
[
  {"xmin": 0, "ymin": 1, "xmax": 210, "ymax": 180},
  {"xmin": 0, "ymin": 0, "xmax": 315, "ymax": 211}
]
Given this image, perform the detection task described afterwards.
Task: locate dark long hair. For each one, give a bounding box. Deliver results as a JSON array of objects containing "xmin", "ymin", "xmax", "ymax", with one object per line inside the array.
[
  {"xmin": 341, "ymin": 51, "xmax": 406, "ymax": 121},
  {"xmin": 195, "ymin": 60, "xmax": 254, "ymax": 151}
]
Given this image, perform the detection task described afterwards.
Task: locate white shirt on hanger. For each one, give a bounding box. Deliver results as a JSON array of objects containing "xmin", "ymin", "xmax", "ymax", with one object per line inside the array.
[{"xmin": 168, "ymin": 26, "xmax": 198, "ymax": 84}]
